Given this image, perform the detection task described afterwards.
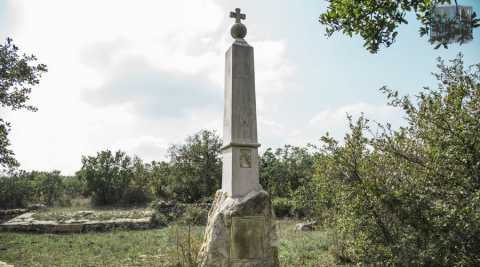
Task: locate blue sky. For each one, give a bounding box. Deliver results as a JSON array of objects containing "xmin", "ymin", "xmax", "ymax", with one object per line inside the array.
[{"xmin": 1, "ymin": 0, "xmax": 479, "ymax": 174}]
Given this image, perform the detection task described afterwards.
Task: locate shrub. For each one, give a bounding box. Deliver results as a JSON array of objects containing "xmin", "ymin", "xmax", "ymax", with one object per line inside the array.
[
  {"xmin": 166, "ymin": 130, "xmax": 222, "ymax": 203},
  {"xmin": 0, "ymin": 173, "xmax": 33, "ymax": 209},
  {"xmin": 34, "ymin": 171, "xmax": 64, "ymax": 206},
  {"xmin": 78, "ymin": 150, "xmax": 133, "ymax": 206},
  {"xmin": 317, "ymin": 55, "xmax": 480, "ymax": 266},
  {"xmin": 259, "ymin": 145, "xmax": 317, "ymax": 214},
  {"xmin": 150, "ymin": 201, "xmax": 209, "ymax": 227},
  {"xmin": 291, "ymin": 183, "xmax": 318, "ymax": 218},
  {"xmin": 272, "ymin": 197, "xmax": 293, "ymax": 218},
  {"xmin": 122, "ymin": 186, "xmax": 152, "ymax": 206},
  {"xmin": 63, "ymin": 175, "xmax": 87, "ymax": 198},
  {"xmin": 0, "ymin": 170, "xmax": 66, "ymax": 209},
  {"xmin": 150, "ymin": 200, "xmax": 186, "ymax": 226},
  {"xmin": 180, "ymin": 205, "xmax": 208, "ymax": 226}
]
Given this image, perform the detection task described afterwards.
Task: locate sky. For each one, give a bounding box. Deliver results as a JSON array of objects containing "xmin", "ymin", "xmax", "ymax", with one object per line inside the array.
[{"xmin": 1, "ymin": 0, "xmax": 479, "ymax": 175}]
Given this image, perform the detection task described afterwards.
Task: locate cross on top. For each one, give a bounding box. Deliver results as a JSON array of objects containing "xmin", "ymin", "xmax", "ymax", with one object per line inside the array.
[{"xmin": 230, "ymin": 8, "xmax": 246, "ymax": 23}]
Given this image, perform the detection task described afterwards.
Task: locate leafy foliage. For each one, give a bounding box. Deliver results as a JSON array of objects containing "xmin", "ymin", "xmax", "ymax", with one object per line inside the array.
[
  {"xmin": 272, "ymin": 197, "xmax": 294, "ymax": 217},
  {"xmin": 319, "ymin": 0, "xmax": 480, "ymax": 53},
  {"xmin": 0, "ymin": 38, "xmax": 47, "ymax": 169},
  {"xmin": 78, "ymin": 150, "xmax": 135, "ymax": 206},
  {"xmin": 33, "ymin": 170, "xmax": 64, "ymax": 206},
  {"xmin": 0, "ymin": 170, "xmax": 66, "ymax": 208},
  {"xmin": 165, "ymin": 130, "xmax": 222, "ymax": 203},
  {"xmin": 316, "ymin": 54, "xmax": 480, "ymax": 265},
  {"xmin": 260, "ymin": 145, "xmax": 318, "ymax": 217}
]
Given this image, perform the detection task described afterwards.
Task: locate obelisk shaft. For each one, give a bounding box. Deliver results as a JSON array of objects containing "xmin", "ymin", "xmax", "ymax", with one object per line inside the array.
[{"xmin": 222, "ymin": 40, "xmax": 262, "ymax": 198}]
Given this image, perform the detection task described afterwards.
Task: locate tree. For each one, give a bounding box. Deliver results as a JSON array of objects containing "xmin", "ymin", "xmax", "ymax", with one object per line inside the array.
[
  {"xmin": 317, "ymin": 54, "xmax": 480, "ymax": 265},
  {"xmin": 78, "ymin": 150, "xmax": 133, "ymax": 205},
  {"xmin": 319, "ymin": 0, "xmax": 480, "ymax": 53},
  {"xmin": 0, "ymin": 38, "xmax": 47, "ymax": 169},
  {"xmin": 150, "ymin": 160, "xmax": 175, "ymax": 199},
  {"xmin": 260, "ymin": 145, "xmax": 318, "ymax": 217},
  {"xmin": 167, "ymin": 130, "xmax": 222, "ymax": 203},
  {"xmin": 34, "ymin": 170, "xmax": 64, "ymax": 206},
  {"xmin": 260, "ymin": 145, "xmax": 316, "ymax": 198}
]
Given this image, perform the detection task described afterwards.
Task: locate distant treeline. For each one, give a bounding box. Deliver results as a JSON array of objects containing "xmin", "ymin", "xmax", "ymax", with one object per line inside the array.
[{"xmin": 0, "ymin": 129, "xmax": 318, "ymax": 219}]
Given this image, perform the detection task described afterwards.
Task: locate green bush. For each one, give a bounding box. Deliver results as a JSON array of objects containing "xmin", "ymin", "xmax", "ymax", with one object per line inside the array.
[
  {"xmin": 122, "ymin": 187, "xmax": 152, "ymax": 206},
  {"xmin": 63, "ymin": 175, "xmax": 87, "ymax": 199},
  {"xmin": 78, "ymin": 150, "xmax": 133, "ymax": 206},
  {"xmin": 317, "ymin": 55, "xmax": 480, "ymax": 266},
  {"xmin": 34, "ymin": 171, "xmax": 64, "ymax": 206},
  {"xmin": 0, "ymin": 173, "xmax": 33, "ymax": 209},
  {"xmin": 0, "ymin": 170, "xmax": 66, "ymax": 209},
  {"xmin": 150, "ymin": 200, "xmax": 186, "ymax": 226},
  {"xmin": 259, "ymin": 145, "xmax": 317, "ymax": 218},
  {"xmin": 165, "ymin": 130, "xmax": 222, "ymax": 203},
  {"xmin": 291, "ymin": 184, "xmax": 318, "ymax": 218},
  {"xmin": 272, "ymin": 197, "xmax": 293, "ymax": 218},
  {"xmin": 181, "ymin": 205, "xmax": 208, "ymax": 226},
  {"xmin": 150, "ymin": 201, "xmax": 209, "ymax": 227}
]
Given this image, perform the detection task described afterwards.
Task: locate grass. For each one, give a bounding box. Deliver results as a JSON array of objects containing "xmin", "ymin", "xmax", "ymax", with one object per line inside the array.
[
  {"xmin": 0, "ymin": 220, "xmax": 335, "ymax": 267},
  {"xmin": 277, "ymin": 220, "xmax": 335, "ymax": 267},
  {"xmin": 0, "ymin": 226, "xmax": 202, "ymax": 267}
]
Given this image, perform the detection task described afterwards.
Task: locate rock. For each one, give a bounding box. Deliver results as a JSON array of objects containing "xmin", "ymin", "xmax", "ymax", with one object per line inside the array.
[
  {"xmin": 64, "ymin": 219, "xmax": 89, "ymax": 224},
  {"xmin": 27, "ymin": 204, "xmax": 47, "ymax": 211},
  {"xmin": 0, "ymin": 211, "xmax": 152, "ymax": 233},
  {"xmin": 294, "ymin": 221, "xmax": 317, "ymax": 232},
  {"xmin": 74, "ymin": 210, "xmax": 94, "ymax": 217},
  {"xmin": 198, "ymin": 190, "xmax": 279, "ymax": 267},
  {"xmin": 49, "ymin": 223, "xmax": 83, "ymax": 233},
  {"xmin": 0, "ymin": 209, "xmax": 29, "ymax": 223},
  {"xmin": 151, "ymin": 200, "xmax": 185, "ymax": 215},
  {"xmin": 0, "ymin": 261, "xmax": 14, "ymax": 267}
]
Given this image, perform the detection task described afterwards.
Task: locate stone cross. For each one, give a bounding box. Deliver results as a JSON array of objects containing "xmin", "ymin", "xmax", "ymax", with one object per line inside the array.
[
  {"xmin": 222, "ymin": 8, "xmax": 262, "ymax": 198},
  {"xmin": 230, "ymin": 8, "xmax": 246, "ymax": 23}
]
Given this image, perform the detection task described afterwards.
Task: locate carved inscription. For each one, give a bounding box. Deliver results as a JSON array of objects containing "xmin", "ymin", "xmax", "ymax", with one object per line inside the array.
[
  {"xmin": 230, "ymin": 216, "xmax": 265, "ymax": 260},
  {"xmin": 239, "ymin": 148, "xmax": 252, "ymax": 168}
]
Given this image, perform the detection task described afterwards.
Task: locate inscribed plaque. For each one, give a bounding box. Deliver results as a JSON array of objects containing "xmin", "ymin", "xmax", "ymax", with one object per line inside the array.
[
  {"xmin": 230, "ymin": 216, "xmax": 265, "ymax": 260},
  {"xmin": 239, "ymin": 148, "xmax": 252, "ymax": 168}
]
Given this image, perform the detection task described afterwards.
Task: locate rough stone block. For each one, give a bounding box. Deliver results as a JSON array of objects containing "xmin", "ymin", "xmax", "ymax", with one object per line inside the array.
[{"xmin": 198, "ymin": 190, "xmax": 279, "ymax": 267}]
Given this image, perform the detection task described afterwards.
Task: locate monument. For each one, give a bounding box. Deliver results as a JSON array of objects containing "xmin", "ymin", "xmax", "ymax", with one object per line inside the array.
[{"xmin": 198, "ymin": 8, "xmax": 279, "ymax": 267}]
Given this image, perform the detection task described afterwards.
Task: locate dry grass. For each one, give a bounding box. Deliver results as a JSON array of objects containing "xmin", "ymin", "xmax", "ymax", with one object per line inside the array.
[{"xmin": 0, "ymin": 219, "xmax": 334, "ymax": 266}]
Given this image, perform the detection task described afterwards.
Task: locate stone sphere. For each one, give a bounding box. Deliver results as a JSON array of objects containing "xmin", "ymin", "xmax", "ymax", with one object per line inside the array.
[{"xmin": 230, "ymin": 23, "xmax": 247, "ymax": 39}]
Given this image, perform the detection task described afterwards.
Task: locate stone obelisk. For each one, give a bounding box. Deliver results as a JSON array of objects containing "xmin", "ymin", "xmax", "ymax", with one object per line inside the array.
[{"xmin": 198, "ymin": 8, "xmax": 279, "ymax": 267}]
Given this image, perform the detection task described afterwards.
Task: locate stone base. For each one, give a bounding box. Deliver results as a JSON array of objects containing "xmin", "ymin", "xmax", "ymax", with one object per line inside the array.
[{"xmin": 198, "ymin": 190, "xmax": 279, "ymax": 267}]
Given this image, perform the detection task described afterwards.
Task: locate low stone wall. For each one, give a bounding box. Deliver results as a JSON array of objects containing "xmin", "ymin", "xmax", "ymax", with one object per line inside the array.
[
  {"xmin": 0, "ymin": 209, "xmax": 29, "ymax": 224},
  {"xmin": 0, "ymin": 212, "xmax": 153, "ymax": 233}
]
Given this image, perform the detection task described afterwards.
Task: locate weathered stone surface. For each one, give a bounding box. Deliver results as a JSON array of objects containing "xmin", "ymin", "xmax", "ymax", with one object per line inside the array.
[
  {"xmin": 0, "ymin": 261, "xmax": 14, "ymax": 267},
  {"xmin": 294, "ymin": 221, "xmax": 318, "ymax": 232},
  {"xmin": 222, "ymin": 33, "xmax": 262, "ymax": 199},
  {"xmin": 198, "ymin": 190, "xmax": 279, "ymax": 267},
  {"xmin": 0, "ymin": 212, "xmax": 152, "ymax": 233},
  {"xmin": 74, "ymin": 210, "xmax": 94, "ymax": 217}
]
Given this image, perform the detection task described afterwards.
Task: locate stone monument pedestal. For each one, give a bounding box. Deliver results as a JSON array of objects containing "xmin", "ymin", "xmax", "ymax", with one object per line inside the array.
[
  {"xmin": 198, "ymin": 8, "xmax": 279, "ymax": 266},
  {"xmin": 198, "ymin": 190, "xmax": 279, "ymax": 267}
]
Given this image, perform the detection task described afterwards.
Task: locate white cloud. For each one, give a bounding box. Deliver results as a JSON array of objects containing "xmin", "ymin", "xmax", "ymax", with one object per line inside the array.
[
  {"xmin": 304, "ymin": 102, "xmax": 403, "ymax": 142},
  {"xmin": 3, "ymin": 0, "xmax": 297, "ymax": 174}
]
